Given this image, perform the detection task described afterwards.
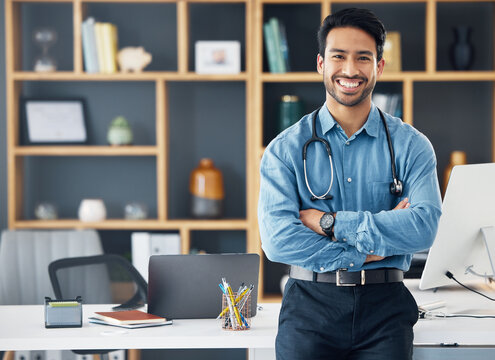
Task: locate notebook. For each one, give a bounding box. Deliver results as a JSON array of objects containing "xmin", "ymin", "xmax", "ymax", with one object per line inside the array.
[{"xmin": 147, "ymin": 253, "xmax": 260, "ymax": 319}]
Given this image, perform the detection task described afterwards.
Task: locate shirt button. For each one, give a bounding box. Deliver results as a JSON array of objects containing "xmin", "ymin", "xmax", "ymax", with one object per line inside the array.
[
  {"xmin": 320, "ymin": 267, "xmax": 325, "ymax": 272},
  {"xmin": 347, "ymin": 177, "xmax": 352, "ymax": 183},
  {"xmin": 349, "ymin": 263, "xmax": 354, "ymax": 267},
  {"xmin": 370, "ymin": 250, "xmax": 374, "ymax": 254},
  {"xmin": 345, "ymin": 141, "xmax": 350, "ymax": 146},
  {"xmin": 343, "ymin": 238, "xmax": 347, "ymax": 242}
]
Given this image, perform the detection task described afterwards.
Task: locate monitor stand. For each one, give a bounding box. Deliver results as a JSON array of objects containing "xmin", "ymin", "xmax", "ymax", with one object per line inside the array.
[{"xmin": 465, "ymin": 226, "xmax": 495, "ymax": 280}]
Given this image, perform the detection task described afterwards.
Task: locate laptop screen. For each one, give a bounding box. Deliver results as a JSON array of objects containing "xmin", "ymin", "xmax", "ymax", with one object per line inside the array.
[{"xmin": 147, "ymin": 253, "xmax": 260, "ymax": 319}]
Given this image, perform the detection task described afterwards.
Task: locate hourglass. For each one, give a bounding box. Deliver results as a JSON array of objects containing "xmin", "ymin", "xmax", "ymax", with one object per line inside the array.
[{"xmin": 33, "ymin": 27, "xmax": 58, "ymax": 72}]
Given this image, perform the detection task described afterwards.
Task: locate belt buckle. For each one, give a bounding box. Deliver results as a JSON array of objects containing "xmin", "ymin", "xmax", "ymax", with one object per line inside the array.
[{"xmin": 336, "ymin": 269, "xmax": 366, "ymax": 286}]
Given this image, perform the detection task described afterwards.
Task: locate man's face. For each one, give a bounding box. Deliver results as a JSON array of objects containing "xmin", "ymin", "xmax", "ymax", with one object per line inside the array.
[{"xmin": 317, "ymin": 26, "xmax": 384, "ymax": 107}]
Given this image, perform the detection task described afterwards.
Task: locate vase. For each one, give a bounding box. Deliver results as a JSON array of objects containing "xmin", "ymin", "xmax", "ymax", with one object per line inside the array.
[
  {"xmin": 450, "ymin": 26, "xmax": 474, "ymax": 71},
  {"xmin": 443, "ymin": 151, "xmax": 467, "ymax": 196},
  {"xmin": 107, "ymin": 116, "xmax": 133, "ymax": 146},
  {"xmin": 78, "ymin": 199, "xmax": 107, "ymax": 222},
  {"xmin": 189, "ymin": 158, "xmax": 224, "ymax": 219},
  {"xmin": 278, "ymin": 95, "xmax": 304, "ymax": 134}
]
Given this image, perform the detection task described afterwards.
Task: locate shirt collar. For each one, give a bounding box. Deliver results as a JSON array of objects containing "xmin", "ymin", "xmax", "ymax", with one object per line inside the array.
[{"xmin": 318, "ymin": 102, "xmax": 381, "ymax": 138}]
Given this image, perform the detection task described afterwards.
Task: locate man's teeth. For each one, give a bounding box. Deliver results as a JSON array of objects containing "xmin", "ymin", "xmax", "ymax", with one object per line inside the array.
[{"xmin": 339, "ymin": 80, "xmax": 360, "ymax": 88}]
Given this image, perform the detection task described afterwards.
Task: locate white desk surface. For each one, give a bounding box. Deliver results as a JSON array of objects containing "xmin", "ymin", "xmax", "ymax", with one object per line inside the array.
[
  {"xmin": 0, "ymin": 303, "xmax": 279, "ymax": 351},
  {"xmin": 1, "ymin": 279, "xmax": 495, "ymax": 351}
]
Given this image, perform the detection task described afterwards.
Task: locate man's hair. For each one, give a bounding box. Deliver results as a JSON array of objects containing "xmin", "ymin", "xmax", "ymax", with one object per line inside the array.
[{"xmin": 317, "ymin": 8, "xmax": 386, "ymax": 61}]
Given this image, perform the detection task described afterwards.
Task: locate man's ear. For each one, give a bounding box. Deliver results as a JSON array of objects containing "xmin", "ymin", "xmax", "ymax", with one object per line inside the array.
[
  {"xmin": 376, "ymin": 58, "xmax": 385, "ymax": 78},
  {"xmin": 317, "ymin": 54, "xmax": 324, "ymax": 74}
]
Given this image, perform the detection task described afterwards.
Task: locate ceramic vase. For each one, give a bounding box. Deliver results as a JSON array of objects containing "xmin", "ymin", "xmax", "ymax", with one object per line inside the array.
[
  {"xmin": 450, "ymin": 26, "xmax": 474, "ymax": 71},
  {"xmin": 78, "ymin": 199, "xmax": 107, "ymax": 222},
  {"xmin": 189, "ymin": 158, "xmax": 224, "ymax": 219},
  {"xmin": 107, "ymin": 116, "xmax": 133, "ymax": 146}
]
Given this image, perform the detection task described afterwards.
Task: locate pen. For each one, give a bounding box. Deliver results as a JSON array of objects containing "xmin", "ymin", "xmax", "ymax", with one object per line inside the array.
[
  {"xmin": 222, "ymin": 278, "xmax": 239, "ymax": 329},
  {"xmin": 226, "ymin": 282, "xmax": 243, "ymax": 329},
  {"xmin": 217, "ymin": 285, "xmax": 251, "ymax": 319}
]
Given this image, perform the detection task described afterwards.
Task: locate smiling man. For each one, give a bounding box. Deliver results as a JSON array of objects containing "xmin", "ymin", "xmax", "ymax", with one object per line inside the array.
[{"xmin": 258, "ymin": 8, "xmax": 442, "ymax": 360}]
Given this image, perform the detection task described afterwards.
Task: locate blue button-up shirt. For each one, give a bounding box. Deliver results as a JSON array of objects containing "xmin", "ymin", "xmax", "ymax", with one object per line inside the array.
[{"xmin": 258, "ymin": 103, "xmax": 442, "ymax": 272}]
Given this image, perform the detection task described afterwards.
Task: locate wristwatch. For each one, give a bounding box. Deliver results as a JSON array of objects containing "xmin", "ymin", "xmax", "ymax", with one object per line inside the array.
[{"xmin": 319, "ymin": 212, "xmax": 336, "ymax": 238}]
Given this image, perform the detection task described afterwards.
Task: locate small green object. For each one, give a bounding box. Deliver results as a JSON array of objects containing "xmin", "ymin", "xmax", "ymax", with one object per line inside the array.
[{"xmin": 107, "ymin": 115, "xmax": 133, "ymax": 145}]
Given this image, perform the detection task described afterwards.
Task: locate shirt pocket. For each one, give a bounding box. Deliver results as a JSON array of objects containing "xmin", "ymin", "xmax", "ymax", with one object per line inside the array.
[{"xmin": 367, "ymin": 181, "xmax": 395, "ymax": 213}]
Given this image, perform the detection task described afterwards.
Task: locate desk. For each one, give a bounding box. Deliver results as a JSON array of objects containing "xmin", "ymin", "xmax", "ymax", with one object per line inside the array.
[{"xmin": 1, "ymin": 280, "xmax": 495, "ymax": 360}]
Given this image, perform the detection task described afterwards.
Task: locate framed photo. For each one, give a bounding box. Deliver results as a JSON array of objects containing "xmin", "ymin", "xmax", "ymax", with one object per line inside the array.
[
  {"xmin": 383, "ymin": 32, "xmax": 402, "ymax": 72},
  {"xmin": 21, "ymin": 98, "xmax": 88, "ymax": 145},
  {"xmin": 195, "ymin": 41, "xmax": 241, "ymax": 74}
]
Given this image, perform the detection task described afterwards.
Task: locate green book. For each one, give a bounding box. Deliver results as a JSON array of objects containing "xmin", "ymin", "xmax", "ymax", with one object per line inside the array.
[
  {"xmin": 263, "ymin": 22, "xmax": 279, "ymax": 73},
  {"xmin": 269, "ymin": 17, "xmax": 286, "ymax": 73}
]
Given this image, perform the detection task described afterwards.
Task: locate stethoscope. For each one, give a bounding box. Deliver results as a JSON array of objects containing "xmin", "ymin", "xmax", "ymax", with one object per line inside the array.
[{"xmin": 303, "ymin": 107, "xmax": 403, "ymax": 201}]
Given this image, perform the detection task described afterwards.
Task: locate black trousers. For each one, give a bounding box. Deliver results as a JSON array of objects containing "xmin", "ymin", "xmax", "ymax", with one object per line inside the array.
[{"xmin": 276, "ymin": 278, "xmax": 419, "ymax": 360}]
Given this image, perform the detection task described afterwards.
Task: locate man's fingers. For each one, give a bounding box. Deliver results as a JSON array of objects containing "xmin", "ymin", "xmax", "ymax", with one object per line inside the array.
[{"xmin": 393, "ymin": 197, "xmax": 410, "ymax": 210}]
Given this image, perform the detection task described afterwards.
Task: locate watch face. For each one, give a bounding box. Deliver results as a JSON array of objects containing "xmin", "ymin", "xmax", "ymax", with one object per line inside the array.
[{"xmin": 320, "ymin": 213, "xmax": 334, "ymax": 230}]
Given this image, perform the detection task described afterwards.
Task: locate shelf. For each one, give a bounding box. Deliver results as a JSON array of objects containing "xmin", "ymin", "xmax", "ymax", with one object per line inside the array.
[
  {"xmin": 13, "ymin": 72, "xmax": 250, "ymax": 82},
  {"xmin": 13, "ymin": 219, "xmax": 249, "ymax": 230},
  {"xmin": 14, "ymin": 146, "xmax": 159, "ymax": 156},
  {"xmin": 261, "ymin": 71, "xmax": 495, "ymax": 83}
]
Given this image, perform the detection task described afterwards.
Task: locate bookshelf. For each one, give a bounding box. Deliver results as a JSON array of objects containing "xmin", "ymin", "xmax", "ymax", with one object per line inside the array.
[{"xmin": 5, "ymin": 0, "xmax": 495, "ymax": 303}]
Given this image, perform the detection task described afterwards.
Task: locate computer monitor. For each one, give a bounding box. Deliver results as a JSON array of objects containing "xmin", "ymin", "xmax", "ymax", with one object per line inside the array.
[{"xmin": 420, "ymin": 163, "xmax": 495, "ymax": 290}]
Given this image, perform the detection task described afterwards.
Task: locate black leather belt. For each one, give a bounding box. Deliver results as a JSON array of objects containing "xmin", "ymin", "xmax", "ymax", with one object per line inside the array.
[{"xmin": 290, "ymin": 265, "xmax": 403, "ymax": 286}]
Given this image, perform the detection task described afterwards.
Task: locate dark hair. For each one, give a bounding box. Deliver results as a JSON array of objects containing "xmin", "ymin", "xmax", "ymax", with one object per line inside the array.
[{"xmin": 317, "ymin": 8, "xmax": 386, "ymax": 61}]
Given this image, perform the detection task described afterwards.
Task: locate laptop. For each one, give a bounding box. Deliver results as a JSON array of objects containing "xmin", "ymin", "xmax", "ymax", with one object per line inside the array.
[{"xmin": 147, "ymin": 253, "xmax": 260, "ymax": 319}]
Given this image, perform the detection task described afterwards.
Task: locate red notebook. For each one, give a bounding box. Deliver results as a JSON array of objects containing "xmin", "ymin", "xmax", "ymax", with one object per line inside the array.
[{"xmin": 93, "ymin": 310, "xmax": 167, "ymax": 325}]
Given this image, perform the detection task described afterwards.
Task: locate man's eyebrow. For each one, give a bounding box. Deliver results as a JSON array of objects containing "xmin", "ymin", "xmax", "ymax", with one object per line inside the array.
[{"xmin": 328, "ymin": 48, "xmax": 374, "ymax": 57}]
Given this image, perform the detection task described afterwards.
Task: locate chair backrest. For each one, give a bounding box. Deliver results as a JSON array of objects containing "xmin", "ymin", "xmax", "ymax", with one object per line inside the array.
[
  {"xmin": 49, "ymin": 254, "xmax": 148, "ymax": 307},
  {"xmin": 0, "ymin": 230, "xmax": 103, "ymax": 305}
]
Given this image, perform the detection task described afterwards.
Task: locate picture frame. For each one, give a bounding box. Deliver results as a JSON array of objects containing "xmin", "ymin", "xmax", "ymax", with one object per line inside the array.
[
  {"xmin": 195, "ymin": 41, "xmax": 241, "ymax": 74},
  {"xmin": 21, "ymin": 98, "xmax": 88, "ymax": 145},
  {"xmin": 383, "ymin": 31, "xmax": 402, "ymax": 72}
]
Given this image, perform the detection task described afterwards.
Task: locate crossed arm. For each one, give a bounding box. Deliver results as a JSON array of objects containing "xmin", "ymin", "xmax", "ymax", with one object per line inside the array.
[{"xmin": 299, "ymin": 198, "xmax": 411, "ymax": 263}]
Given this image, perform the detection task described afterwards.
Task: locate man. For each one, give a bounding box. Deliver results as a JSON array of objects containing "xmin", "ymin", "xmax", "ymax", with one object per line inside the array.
[{"xmin": 258, "ymin": 8, "xmax": 442, "ymax": 360}]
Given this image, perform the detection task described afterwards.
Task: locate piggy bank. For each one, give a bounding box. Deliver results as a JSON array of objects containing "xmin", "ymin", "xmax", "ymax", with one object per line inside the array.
[{"xmin": 117, "ymin": 46, "xmax": 152, "ymax": 73}]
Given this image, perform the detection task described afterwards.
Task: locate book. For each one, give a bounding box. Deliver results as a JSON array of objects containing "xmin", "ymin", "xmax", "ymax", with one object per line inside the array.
[
  {"xmin": 89, "ymin": 317, "xmax": 173, "ymax": 329},
  {"xmin": 101, "ymin": 23, "xmax": 118, "ymax": 73},
  {"xmin": 94, "ymin": 22, "xmax": 107, "ymax": 73},
  {"xmin": 81, "ymin": 17, "xmax": 99, "ymax": 73},
  {"xmin": 263, "ymin": 22, "xmax": 279, "ymax": 73},
  {"xmin": 269, "ymin": 18, "xmax": 286, "ymax": 73},
  {"xmin": 93, "ymin": 310, "xmax": 167, "ymax": 325},
  {"xmin": 278, "ymin": 21, "xmax": 290, "ymax": 72}
]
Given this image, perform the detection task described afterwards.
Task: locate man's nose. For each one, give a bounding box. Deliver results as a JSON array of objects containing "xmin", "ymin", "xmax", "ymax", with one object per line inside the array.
[{"xmin": 341, "ymin": 59, "xmax": 359, "ymax": 77}]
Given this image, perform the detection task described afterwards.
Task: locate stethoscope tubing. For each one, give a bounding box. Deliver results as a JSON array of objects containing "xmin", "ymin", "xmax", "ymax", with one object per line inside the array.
[{"xmin": 302, "ymin": 106, "xmax": 401, "ymax": 201}]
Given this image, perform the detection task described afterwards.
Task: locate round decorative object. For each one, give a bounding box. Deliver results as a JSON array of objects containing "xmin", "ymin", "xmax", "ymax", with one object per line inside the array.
[
  {"xmin": 124, "ymin": 202, "xmax": 148, "ymax": 220},
  {"xmin": 78, "ymin": 199, "xmax": 107, "ymax": 222},
  {"xmin": 34, "ymin": 203, "xmax": 58, "ymax": 220},
  {"xmin": 107, "ymin": 116, "xmax": 133, "ymax": 146},
  {"xmin": 450, "ymin": 26, "xmax": 474, "ymax": 71},
  {"xmin": 189, "ymin": 158, "xmax": 224, "ymax": 219}
]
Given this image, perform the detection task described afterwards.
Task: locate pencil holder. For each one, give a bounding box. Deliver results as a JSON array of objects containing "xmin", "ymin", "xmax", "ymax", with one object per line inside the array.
[{"xmin": 221, "ymin": 292, "xmax": 251, "ymax": 331}]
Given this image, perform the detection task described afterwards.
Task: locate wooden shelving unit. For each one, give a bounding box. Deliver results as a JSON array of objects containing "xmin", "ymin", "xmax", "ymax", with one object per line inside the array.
[{"xmin": 5, "ymin": 0, "xmax": 495, "ymax": 302}]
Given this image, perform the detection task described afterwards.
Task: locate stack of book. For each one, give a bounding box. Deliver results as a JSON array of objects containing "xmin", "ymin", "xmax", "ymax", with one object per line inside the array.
[
  {"xmin": 263, "ymin": 17, "xmax": 290, "ymax": 73},
  {"xmin": 89, "ymin": 309, "xmax": 173, "ymax": 329},
  {"xmin": 81, "ymin": 17, "xmax": 119, "ymax": 74}
]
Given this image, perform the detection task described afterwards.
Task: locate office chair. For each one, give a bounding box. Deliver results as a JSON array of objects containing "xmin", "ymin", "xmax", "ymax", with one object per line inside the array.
[{"xmin": 48, "ymin": 254, "xmax": 148, "ymax": 360}]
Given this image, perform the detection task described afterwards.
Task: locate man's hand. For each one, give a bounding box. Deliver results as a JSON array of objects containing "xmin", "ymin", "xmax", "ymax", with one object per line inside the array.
[{"xmin": 299, "ymin": 209, "xmax": 326, "ymax": 236}]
